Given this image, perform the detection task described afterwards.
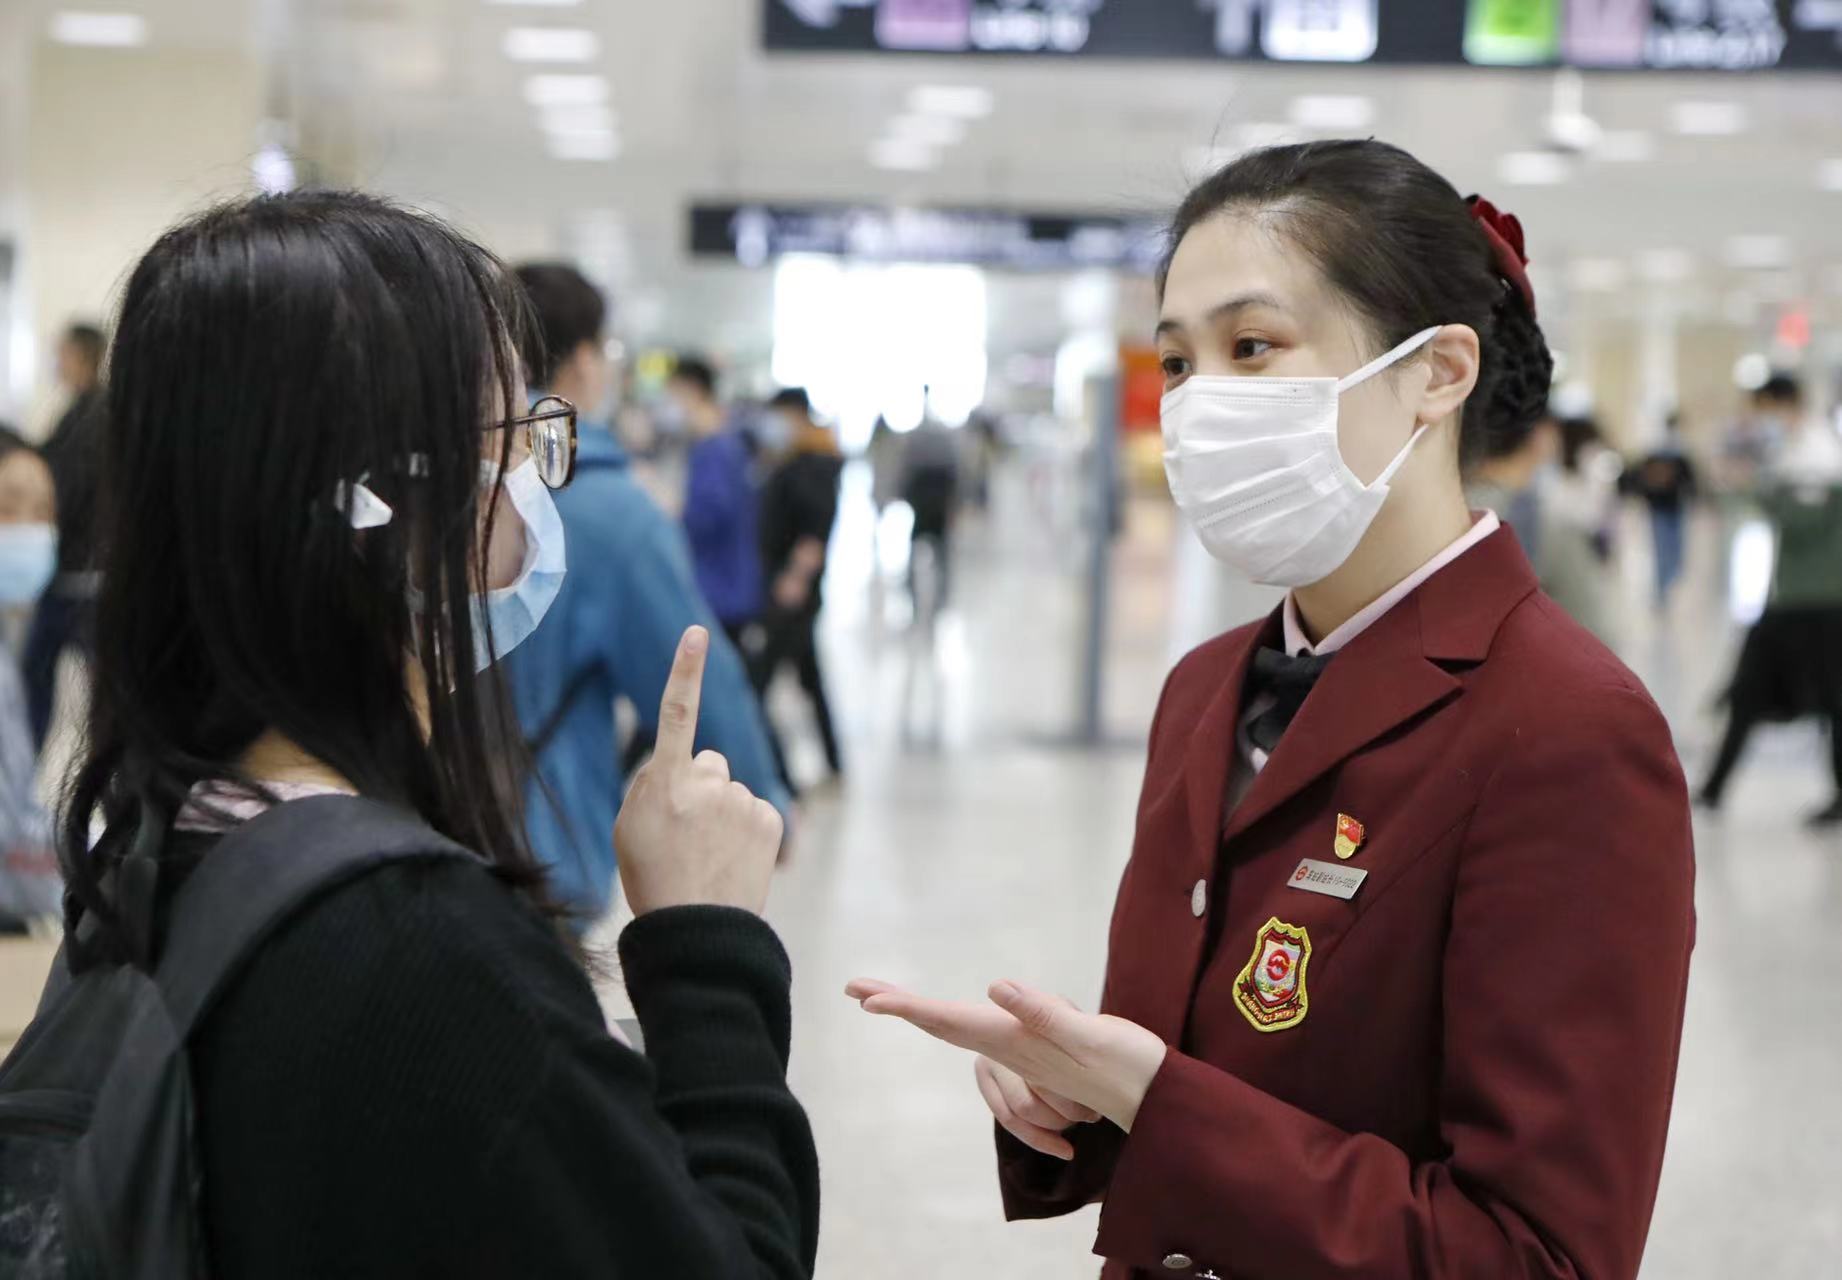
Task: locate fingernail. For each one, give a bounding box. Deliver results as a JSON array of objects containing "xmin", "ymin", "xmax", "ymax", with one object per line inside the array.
[
  {"xmin": 991, "ymin": 981, "xmax": 1019, "ymax": 1001},
  {"xmin": 685, "ymin": 628, "xmax": 707, "ymax": 654}
]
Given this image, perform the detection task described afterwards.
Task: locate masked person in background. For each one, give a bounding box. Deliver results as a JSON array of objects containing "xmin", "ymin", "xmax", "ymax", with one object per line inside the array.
[
  {"xmin": 502, "ymin": 266, "xmax": 788, "ymax": 928},
  {"xmin": 22, "ymin": 323, "xmax": 105, "ymax": 749},
  {"xmin": 0, "ymin": 429, "xmax": 61, "ymax": 931},
  {"xmin": 1698, "ymin": 373, "xmax": 1842, "ymax": 825},
  {"xmin": 46, "ymin": 195, "xmax": 816, "ymax": 1276},
  {"xmin": 849, "ymin": 141, "xmax": 1693, "ymax": 1280},
  {"xmin": 755, "ymin": 389, "xmax": 844, "ymax": 793}
]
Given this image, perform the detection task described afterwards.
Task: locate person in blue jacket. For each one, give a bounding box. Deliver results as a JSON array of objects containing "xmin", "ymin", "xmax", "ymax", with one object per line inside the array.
[
  {"xmin": 667, "ymin": 355, "xmax": 766, "ymax": 650},
  {"xmin": 503, "ymin": 265, "xmax": 790, "ymax": 926}
]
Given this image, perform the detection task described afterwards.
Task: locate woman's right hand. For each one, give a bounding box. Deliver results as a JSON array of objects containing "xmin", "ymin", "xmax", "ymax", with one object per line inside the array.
[
  {"xmin": 615, "ymin": 627, "xmax": 785, "ymax": 917},
  {"xmin": 974, "ymin": 1055, "xmax": 1100, "ymax": 1162}
]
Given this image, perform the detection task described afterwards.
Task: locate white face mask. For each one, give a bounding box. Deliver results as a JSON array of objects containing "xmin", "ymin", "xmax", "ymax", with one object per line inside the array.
[{"xmin": 1160, "ymin": 327, "xmax": 1441, "ymax": 587}]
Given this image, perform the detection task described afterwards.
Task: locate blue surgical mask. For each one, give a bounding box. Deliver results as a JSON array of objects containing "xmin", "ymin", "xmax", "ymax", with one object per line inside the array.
[
  {"xmin": 0, "ymin": 524, "xmax": 57, "ymax": 606},
  {"xmin": 336, "ymin": 458, "xmax": 566, "ymax": 672},
  {"xmin": 471, "ymin": 457, "xmax": 566, "ymax": 670}
]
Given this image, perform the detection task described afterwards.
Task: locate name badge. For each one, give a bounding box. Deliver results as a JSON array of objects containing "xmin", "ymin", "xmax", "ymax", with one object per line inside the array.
[{"xmin": 1288, "ymin": 858, "xmax": 1368, "ymax": 901}]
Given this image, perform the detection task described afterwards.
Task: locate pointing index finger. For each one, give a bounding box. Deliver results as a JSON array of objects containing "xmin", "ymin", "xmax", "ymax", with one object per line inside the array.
[{"xmin": 655, "ymin": 627, "xmax": 709, "ymax": 761}]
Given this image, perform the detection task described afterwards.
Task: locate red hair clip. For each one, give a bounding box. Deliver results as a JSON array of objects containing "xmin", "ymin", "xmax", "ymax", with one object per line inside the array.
[{"xmin": 1466, "ymin": 195, "xmax": 1536, "ymax": 317}]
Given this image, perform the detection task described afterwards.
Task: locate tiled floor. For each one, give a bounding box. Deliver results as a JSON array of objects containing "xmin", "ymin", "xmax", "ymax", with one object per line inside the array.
[{"xmin": 723, "ymin": 469, "xmax": 1842, "ymax": 1278}]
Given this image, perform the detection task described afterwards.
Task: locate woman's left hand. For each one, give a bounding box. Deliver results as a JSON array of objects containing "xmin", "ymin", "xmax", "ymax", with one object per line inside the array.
[{"xmin": 844, "ymin": 978, "xmax": 1168, "ymax": 1132}]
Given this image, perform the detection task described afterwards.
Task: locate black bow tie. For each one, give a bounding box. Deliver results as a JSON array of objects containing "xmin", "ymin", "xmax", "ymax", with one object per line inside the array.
[{"xmin": 1246, "ymin": 647, "xmax": 1333, "ymax": 754}]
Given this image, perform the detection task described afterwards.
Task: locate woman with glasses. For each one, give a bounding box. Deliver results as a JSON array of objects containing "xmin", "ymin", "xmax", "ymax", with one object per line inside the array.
[{"xmin": 50, "ymin": 192, "xmax": 817, "ymax": 1276}]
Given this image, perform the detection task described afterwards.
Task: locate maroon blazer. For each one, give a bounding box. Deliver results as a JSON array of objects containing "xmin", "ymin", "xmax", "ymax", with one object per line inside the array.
[{"xmin": 999, "ymin": 529, "xmax": 1695, "ymax": 1280}]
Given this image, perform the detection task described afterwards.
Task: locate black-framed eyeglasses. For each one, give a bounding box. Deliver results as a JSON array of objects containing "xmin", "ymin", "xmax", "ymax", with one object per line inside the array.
[{"xmin": 503, "ymin": 395, "xmax": 578, "ymax": 490}]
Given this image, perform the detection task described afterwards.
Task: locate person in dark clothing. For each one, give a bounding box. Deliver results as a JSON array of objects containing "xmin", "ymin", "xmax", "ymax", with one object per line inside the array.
[
  {"xmin": 57, "ymin": 191, "xmax": 818, "ymax": 1276},
  {"xmin": 1698, "ymin": 373, "xmax": 1842, "ymax": 826},
  {"xmin": 756, "ymin": 388, "xmax": 844, "ymax": 790},
  {"xmin": 670, "ymin": 355, "xmax": 766, "ymax": 645},
  {"xmin": 899, "ymin": 406, "xmax": 964, "ymax": 614},
  {"xmin": 21, "ymin": 321, "xmax": 106, "ymax": 747},
  {"xmin": 1631, "ymin": 414, "xmax": 1699, "ymax": 609}
]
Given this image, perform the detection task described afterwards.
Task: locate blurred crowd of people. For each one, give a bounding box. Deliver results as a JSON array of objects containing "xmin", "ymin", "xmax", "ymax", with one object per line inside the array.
[
  {"xmin": 0, "ymin": 264, "xmax": 1015, "ymax": 936},
  {"xmin": 1464, "ymin": 369, "xmax": 1842, "ymax": 824},
  {"xmin": 5, "ymin": 275, "xmax": 1841, "ymax": 943}
]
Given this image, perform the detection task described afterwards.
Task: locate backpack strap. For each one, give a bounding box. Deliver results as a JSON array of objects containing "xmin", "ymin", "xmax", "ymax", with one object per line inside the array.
[{"xmin": 153, "ymin": 794, "xmax": 479, "ymax": 1036}]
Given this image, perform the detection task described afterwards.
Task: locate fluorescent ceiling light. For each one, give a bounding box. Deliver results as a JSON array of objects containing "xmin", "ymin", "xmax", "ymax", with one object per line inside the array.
[
  {"xmin": 1638, "ymin": 248, "xmax": 1696, "ymax": 282},
  {"xmin": 1672, "ymin": 101, "xmax": 1747, "ymax": 136},
  {"xmin": 50, "ymin": 11, "xmax": 148, "ymax": 47},
  {"xmin": 539, "ymin": 104, "xmax": 615, "ymax": 134},
  {"xmin": 523, "ymin": 73, "xmax": 608, "ymax": 107},
  {"xmin": 548, "ymin": 133, "xmax": 619, "ymax": 161},
  {"xmin": 503, "ymin": 27, "xmax": 599, "ymax": 62},
  {"xmin": 1498, "ymin": 151, "xmax": 1570, "ymax": 185},
  {"xmin": 1725, "ymin": 234, "xmax": 1791, "ymax": 270},
  {"xmin": 1288, "ymin": 95, "xmax": 1374, "ymax": 130},
  {"xmin": 489, "ymin": 0, "xmax": 583, "ymax": 6},
  {"xmin": 887, "ymin": 114, "xmax": 966, "ymax": 147},
  {"xmin": 909, "ymin": 85, "xmax": 994, "ymax": 119},
  {"xmin": 1595, "ymin": 130, "xmax": 1655, "ymax": 163},
  {"xmin": 1820, "ymin": 159, "xmax": 1842, "ymax": 192},
  {"xmin": 870, "ymin": 140, "xmax": 938, "ymax": 172}
]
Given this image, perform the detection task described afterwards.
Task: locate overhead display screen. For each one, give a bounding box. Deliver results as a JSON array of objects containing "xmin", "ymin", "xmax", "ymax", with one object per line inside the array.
[
  {"xmin": 764, "ymin": 1, "xmax": 1842, "ymax": 72},
  {"xmin": 689, "ymin": 201, "xmax": 1168, "ymax": 271}
]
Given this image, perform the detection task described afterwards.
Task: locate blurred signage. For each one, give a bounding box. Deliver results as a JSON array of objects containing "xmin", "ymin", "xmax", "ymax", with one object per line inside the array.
[
  {"xmin": 764, "ymin": 1, "xmax": 1842, "ymax": 70},
  {"xmin": 689, "ymin": 201, "xmax": 1167, "ymax": 271},
  {"xmin": 1117, "ymin": 345, "xmax": 1167, "ymax": 435}
]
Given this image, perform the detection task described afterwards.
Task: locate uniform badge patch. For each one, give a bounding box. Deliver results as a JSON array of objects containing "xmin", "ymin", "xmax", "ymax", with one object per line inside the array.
[
  {"xmin": 1233, "ymin": 917, "xmax": 1312, "ymax": 1033},
  {"xmin": 1334, "ymin": 812, "xmax": 1366, "ymax": 860}
]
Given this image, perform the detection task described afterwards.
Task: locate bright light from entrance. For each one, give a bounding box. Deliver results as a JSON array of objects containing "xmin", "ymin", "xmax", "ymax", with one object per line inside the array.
[{"xmin": 773, "ymin": 256, "xmax": 988, "ymax": 451}]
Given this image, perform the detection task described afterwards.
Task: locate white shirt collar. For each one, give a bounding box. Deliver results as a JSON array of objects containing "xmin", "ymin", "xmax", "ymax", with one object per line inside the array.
[{"xmin": 1282, "ymin": 511, "xmax": 1502, "ymax": 658}]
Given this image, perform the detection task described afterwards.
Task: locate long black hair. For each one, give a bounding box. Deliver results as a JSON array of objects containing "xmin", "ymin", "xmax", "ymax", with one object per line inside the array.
[
  {"xmin": 1163, "ymin": 140, "xmax": 1554, "ymax": 468},
  {"xmin": 63, "ymin": 190, "xmax": 549, "ymax": 963}
]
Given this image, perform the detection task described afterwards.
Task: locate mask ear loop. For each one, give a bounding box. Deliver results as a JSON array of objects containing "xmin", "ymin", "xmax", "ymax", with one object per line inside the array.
[
  {"xmin": 1334, "ymin": 327, "xmax": 1443, "ymax": 492},
  {"xmin": 1335, "ymin": 326, "xmax": 1443, "ymax": 395}
]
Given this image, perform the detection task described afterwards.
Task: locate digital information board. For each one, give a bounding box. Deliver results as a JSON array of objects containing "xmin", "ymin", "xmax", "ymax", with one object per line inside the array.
[
  {"xmin": 689, "ymin": 201, "xmax": 1169, "ymax": 271},
  {"xmin": 764, "ymin": 1, "xmax": 1842, "ymax": 73}
]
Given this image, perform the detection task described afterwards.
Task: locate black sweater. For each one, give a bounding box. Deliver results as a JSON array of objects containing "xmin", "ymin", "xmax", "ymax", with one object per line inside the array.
[{"xmin": 183, "ymin": 856, "xmax": 819, "ymax": 1277}]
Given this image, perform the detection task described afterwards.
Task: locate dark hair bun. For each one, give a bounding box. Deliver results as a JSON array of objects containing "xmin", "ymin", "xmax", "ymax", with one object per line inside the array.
[{"xmin": 1473, "ymin": 284, "xmax": 1555, "ymax": 464}]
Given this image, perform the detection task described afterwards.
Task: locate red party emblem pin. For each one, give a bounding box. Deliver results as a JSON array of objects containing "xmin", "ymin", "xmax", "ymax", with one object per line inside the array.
[{"xmin": 1334, "ymin": 813, "xmax": 1366, "ymax": 861}]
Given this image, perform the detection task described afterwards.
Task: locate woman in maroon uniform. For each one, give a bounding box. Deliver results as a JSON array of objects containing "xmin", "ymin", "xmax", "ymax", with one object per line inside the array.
[{"xmin": 850, "ymin": 140, "xmax": 1694, "ymax": 1280}]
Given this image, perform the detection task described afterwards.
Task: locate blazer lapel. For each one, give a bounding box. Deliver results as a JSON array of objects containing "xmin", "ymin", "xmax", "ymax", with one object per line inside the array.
[
  {"xmin": 1221, "ymin": 527, "xmax": 1540, "ymax": 842},
  {"xmin": 1183, "ymin": 611, "xmax": 1280, "ymax": 862}
]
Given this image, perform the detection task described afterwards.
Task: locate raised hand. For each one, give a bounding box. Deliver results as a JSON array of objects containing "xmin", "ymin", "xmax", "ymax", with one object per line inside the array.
[{"xmin": 615, "ymin": 627, "xmax": 785, "ymax": 916}]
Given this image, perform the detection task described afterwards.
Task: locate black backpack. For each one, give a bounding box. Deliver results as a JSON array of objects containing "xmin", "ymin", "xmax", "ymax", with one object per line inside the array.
[{"xmin": 0, "ymin": 795, "xmax": 476, "ymax": 1278}]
